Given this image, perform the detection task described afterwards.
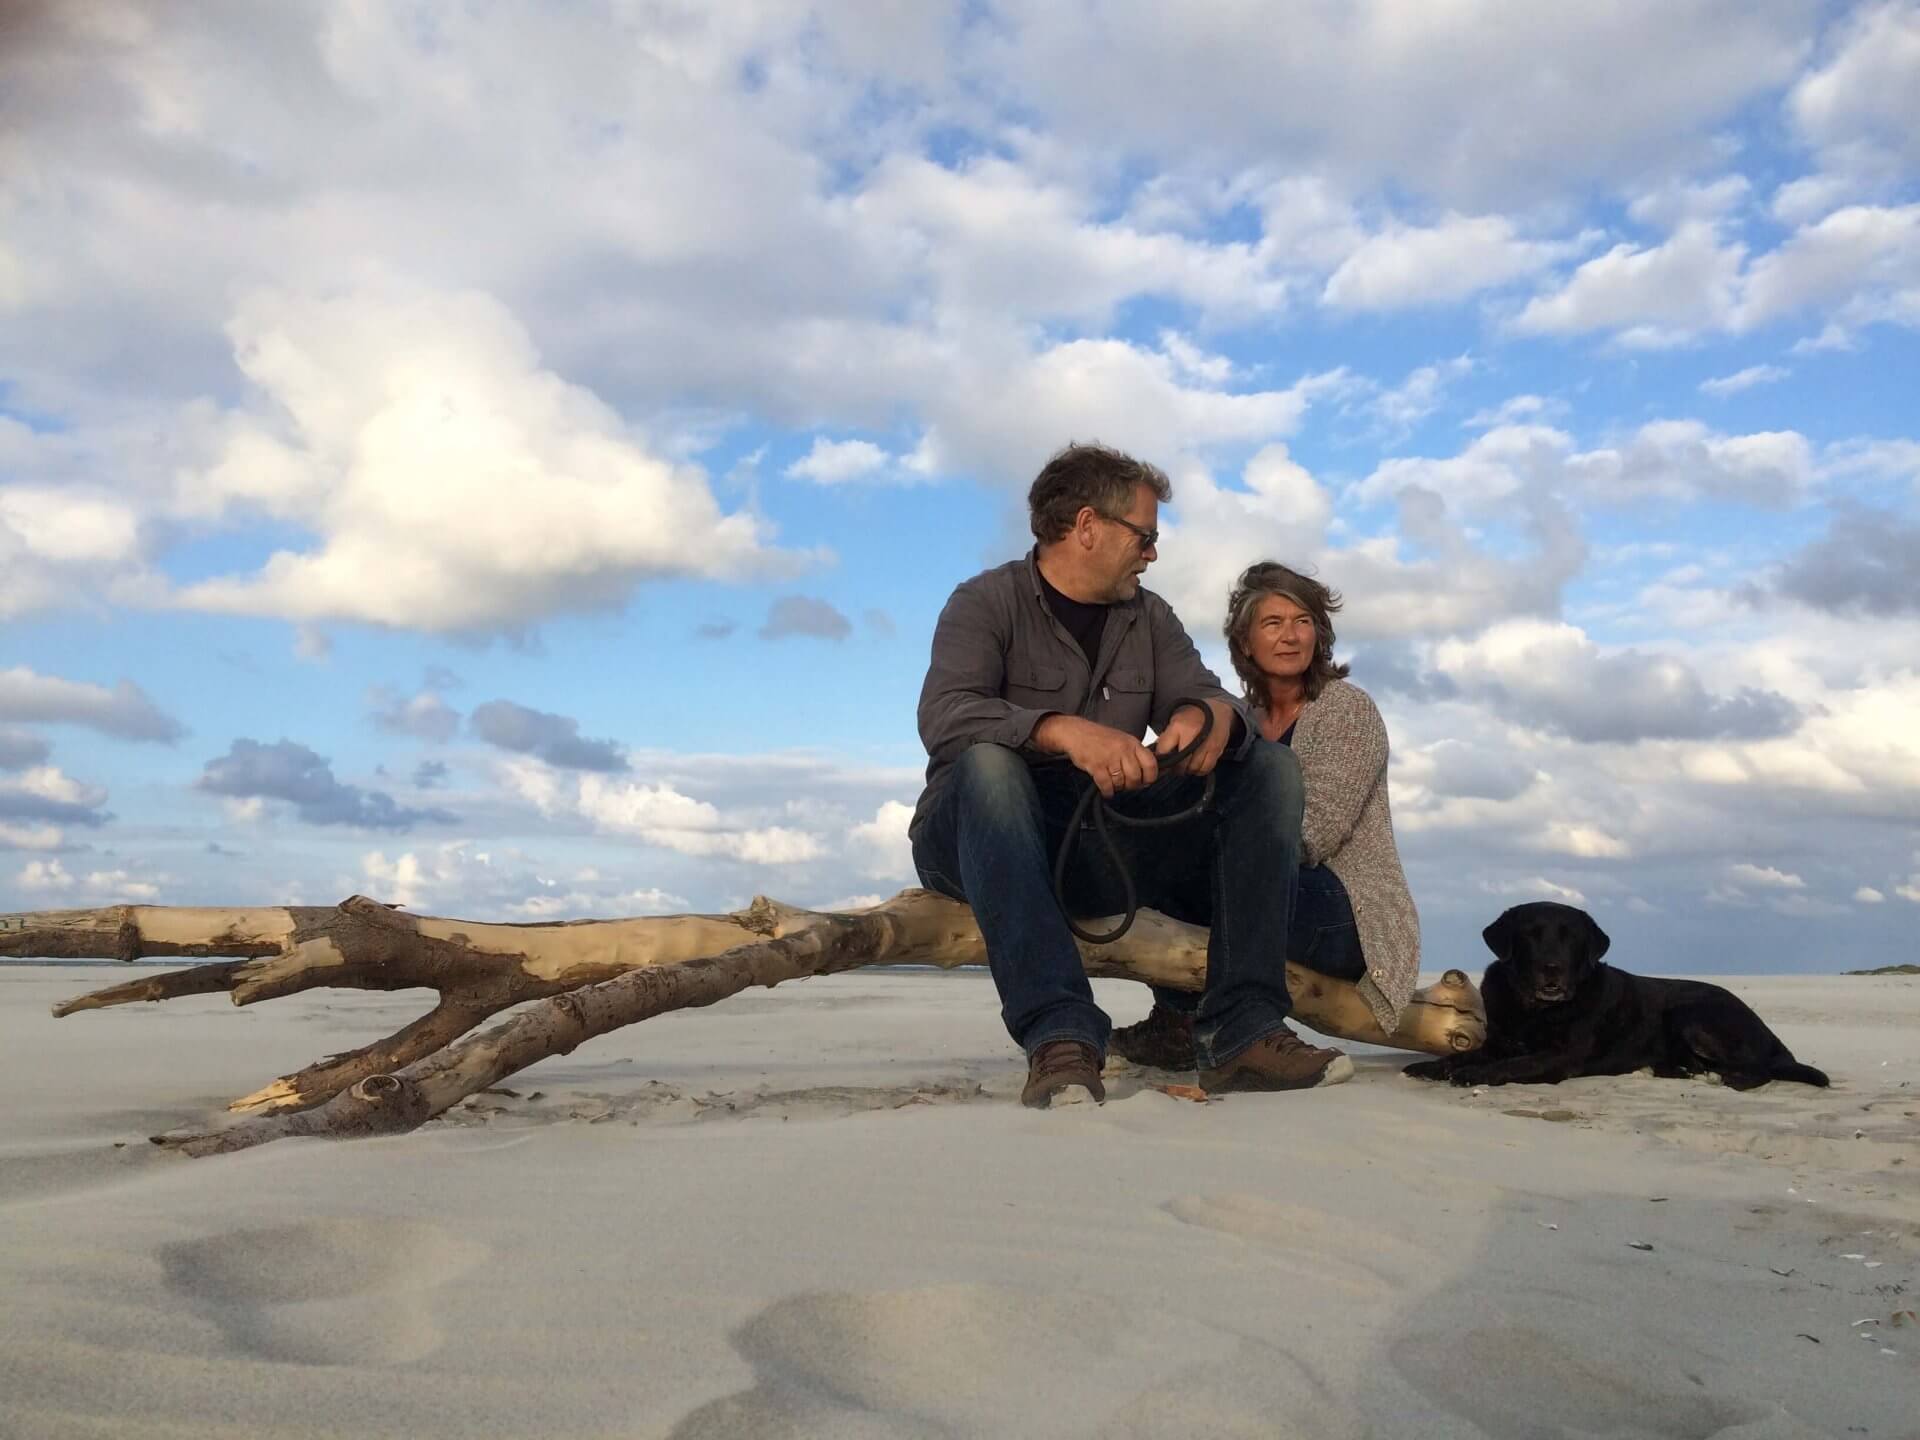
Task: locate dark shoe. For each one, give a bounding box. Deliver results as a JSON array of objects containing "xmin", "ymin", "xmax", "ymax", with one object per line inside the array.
[
  {"xmin": 1200, "ymin": 1024, "xmax": 1354, "ymax": 1094},
  {"xmin": 1021, "ymin": 1040, "xmax": 1106, "ymax": 1109},
  {"xmin": 1110, "ymin": 1002, "xmax": 1197, "ymax": 1071}
]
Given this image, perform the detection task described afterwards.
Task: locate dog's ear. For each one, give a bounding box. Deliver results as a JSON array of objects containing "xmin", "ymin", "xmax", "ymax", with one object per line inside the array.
[
  {"xmin": 1482, "ymin": 909, "xmax": 1518, "ymax": 961},
  {"xmin": 1582, "ymin": 911, "xmax": 1611, "ymax": 963}
]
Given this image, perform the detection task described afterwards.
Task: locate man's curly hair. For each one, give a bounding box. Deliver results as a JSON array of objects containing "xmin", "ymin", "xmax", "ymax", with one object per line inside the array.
[{"xmin": 1027, "ymin": 442, "xmax": 1172, "ymax": 543}]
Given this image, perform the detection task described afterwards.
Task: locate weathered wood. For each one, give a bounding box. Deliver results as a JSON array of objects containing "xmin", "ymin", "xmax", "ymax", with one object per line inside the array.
[{"xmin": 8, "ymin": 889, "xmax": 1485, "ymax": 1155}]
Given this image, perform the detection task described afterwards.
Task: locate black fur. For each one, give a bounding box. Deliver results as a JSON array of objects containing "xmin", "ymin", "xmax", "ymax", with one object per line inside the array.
[{"xmin": 1404, "ymin": 902, "xmax": 1829, "ymax": 1090}]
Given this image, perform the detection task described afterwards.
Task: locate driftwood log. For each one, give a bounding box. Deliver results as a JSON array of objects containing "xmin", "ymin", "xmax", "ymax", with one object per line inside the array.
[{"xmin": 5, "ymin": 889, "xmax": 1484, "ymax": 1158}]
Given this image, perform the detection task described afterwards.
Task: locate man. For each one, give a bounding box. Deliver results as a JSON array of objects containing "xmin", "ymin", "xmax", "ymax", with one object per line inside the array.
[{"xmin": 909, "ymin": 442, "xmax": 1353, "ymax": 1108}]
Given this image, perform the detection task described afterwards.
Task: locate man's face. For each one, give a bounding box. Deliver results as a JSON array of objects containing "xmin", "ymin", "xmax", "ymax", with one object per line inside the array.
[{"xmin": 1094, "ymin": 483, "xmax": 1159, "ymax": 602}]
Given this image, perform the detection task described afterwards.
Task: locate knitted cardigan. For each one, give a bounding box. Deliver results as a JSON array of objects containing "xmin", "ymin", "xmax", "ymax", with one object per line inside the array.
[{"xmin": 1283, "ymin": 678, "xmax": 1420, "ymax": 1033}]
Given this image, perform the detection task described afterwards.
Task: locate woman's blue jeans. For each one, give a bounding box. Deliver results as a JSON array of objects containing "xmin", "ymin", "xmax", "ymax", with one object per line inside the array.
[
  {"xmin": 1146, "ymin": 861, "xmax": 1365, "ymax": 1020},
  {"xmin": 910, "ymin": 740, "xmax": 1305, "ymax": 1069}
]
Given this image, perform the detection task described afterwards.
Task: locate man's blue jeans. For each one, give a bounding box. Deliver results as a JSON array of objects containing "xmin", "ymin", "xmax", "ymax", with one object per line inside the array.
[{"xmin": 910, "ymin": 740, "xmax": 1305, "ymax": 1069}]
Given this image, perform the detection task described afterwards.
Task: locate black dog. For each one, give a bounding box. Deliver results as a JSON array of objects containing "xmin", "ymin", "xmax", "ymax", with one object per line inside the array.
[{"xmin": 1405, "ymin": 902, "xmax": 1829, "ymax": 1090}]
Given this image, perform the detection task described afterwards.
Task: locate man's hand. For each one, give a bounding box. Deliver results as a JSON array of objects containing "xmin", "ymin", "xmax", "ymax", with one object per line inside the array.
[
  {"xmin": 1153, "ymin": 698, "xmax": 1234, "ymax": 778},
  {"xmin": 1031, "ymin": 714, "xmax": 1159, "ymax": 798}
]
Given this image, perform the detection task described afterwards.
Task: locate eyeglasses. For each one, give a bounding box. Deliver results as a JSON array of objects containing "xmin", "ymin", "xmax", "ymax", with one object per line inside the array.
[{"xmin": 1102, "ymin": 514, "xmax": 1159, "ymax": 551}]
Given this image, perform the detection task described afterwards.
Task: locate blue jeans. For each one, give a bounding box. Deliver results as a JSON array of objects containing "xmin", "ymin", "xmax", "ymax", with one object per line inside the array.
[
  {"xmin": 1147, "ymin": 861, "xmax": 1364, "ymax": 1019},
  {"xmin": 911, "ymin": 741, "xmax": 1306, "ymax": 1069}
]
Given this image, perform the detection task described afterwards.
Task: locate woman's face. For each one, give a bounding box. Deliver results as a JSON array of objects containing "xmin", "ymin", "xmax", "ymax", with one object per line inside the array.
[{"xmin": 1247, "ymin": 592, "xmax": 1316, "ymax": 684}]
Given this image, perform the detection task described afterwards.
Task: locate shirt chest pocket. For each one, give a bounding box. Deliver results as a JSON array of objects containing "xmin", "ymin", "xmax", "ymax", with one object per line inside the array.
[
  {"xmin": 1006, "ymin": 661, "xmax": 1071, "ymax": 711},
  {"xmin": 1099, "ymin": 664, "xmax": 1155, "ymax": 729}
]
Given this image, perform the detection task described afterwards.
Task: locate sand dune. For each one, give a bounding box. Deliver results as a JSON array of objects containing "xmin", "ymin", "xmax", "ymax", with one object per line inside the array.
[{"xmin": 1, "ymin": 967, "xmax": 1914, "ymax": 1437}]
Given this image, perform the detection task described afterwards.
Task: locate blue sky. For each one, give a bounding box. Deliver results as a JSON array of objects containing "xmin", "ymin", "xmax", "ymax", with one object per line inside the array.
[{"xmin": 3, "ymin": 0, "xmax": 1917, "ymax": 975}]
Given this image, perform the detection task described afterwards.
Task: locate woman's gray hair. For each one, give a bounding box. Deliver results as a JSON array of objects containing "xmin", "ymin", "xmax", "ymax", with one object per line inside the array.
[{"xmin": 1224, "ymin": 561, "xmax": 1351, "ymax": 702}]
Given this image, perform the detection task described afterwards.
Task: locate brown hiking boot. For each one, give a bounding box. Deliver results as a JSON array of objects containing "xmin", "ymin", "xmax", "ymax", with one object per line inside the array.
[
  {"xmin": 1199, "ymin": 1024, "xmax": 1354, "ymax": 1094},
  {"xmin": 1021, "ymin": 1039, "xmax": 1106, "ymax": 1109},
  {"xmin": 1110, "ymin": 1003, "xmax": 1197, "ymax": 1071}
]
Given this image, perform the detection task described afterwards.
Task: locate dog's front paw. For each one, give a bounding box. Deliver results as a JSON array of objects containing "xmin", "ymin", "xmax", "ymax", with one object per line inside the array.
[
  {"xmin": 1402, "ymin": 1058, "xmax": 1452, "ymax": 1082},
  {"xmin": 1445, "ymin": 1065, "xmax": 1497, "ymax": 1087}
]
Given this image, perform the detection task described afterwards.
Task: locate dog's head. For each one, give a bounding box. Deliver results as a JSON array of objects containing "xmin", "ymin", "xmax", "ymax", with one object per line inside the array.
[{"xmin": 1483, "ymin": 902, "xmax": 1611, "ymax": 1007}]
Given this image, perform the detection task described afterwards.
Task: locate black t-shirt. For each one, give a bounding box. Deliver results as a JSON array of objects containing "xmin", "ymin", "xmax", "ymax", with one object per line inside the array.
[{"xmin": 1036, "ymin": 566, "xmax": 1108, "ymax": 664}]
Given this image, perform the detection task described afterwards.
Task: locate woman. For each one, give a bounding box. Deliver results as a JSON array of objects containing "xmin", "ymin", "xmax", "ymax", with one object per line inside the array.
[{"xmin": 1111, "ymin": 561, "xmax": 1421, "ymax": 1069}]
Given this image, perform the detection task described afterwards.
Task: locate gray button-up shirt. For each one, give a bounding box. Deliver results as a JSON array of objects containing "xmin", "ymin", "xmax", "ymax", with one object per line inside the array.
[{"xmin": 911, "ymin": 550, "xmax": 1251, "ymax": 841}]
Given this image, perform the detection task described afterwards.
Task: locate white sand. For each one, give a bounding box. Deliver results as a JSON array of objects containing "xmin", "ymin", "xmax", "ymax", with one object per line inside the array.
[{"xmin": 2, "ymin": 966, "xmax": 1915, "ymax": 1438}]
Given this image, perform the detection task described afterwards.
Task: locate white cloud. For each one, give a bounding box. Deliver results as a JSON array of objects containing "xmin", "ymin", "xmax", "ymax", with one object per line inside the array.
[
  {"xmin": 1853, "ymin": 885, "xmax": 1885, "ymax": 903},
  {"xmin": 1480, "ymin": 876, "xmax": 1588, "ymax": 905},
  {"xmin": 170, "ymin": 286, "xmax": 800, "ymax": 634},
  {"xmin": 1536, "ymin": 823, "xmax": 1629, "ymax": 860},
  {"xmin": 1359, "ymin": 420, "xmax": 1812, "ymax": 511},
  {"xmin": 1513, "ymin": 221, "xmax": 1745, "ymax": 345},
  {"xmin": 368, "ymin": 687, "xmax": 461, "ymax": 743},
  {"xmin": 1357, "ymin": 424, "xmax": 1573, "ymax": 508},
  {"xmin": 0, "ymin": 765, "xmax": 111, "ymax": 828},
  {"xmin": 847, "ymin": 799, "xmax": 915, "ymax": 881},
  {"xmin": 812, "ymin": 892, "xmax": 886, "ymax": 912},
  {"xmin": 907, "ymin": 338, "xmax": 1346, "ymax": 486},
  {"xmin": 1514, "ymin": 202, "xmax": 1920, "ymax": 346},
  {"xmin": 0, "ymin": 822, "xmax": 64, "ymax": 850},
  {"xmin": 360, "ymin": 841, "xmax": 693, "ymax": 917},
  {"xmin": 854, "ymin": 153, "xmax": 1286, "ymax": 323},
  {"xmin": 1699, "ymin": 364, "xmax": 1789, "ymax": 397},
  {"xmin": 1790, "ymin": 321, "xmax": 1859, "ymax": 353},
  {"xmin": 13, "ymin": 857, "xmax": 160, "ymax": 901},
  {"xmin": 1788, "ymin": 2, "xmax": 1920, "ymax": 177},
  {"xmin": 1676, "ymin": 670, "xmax": 1920, "ymax": 809},
  {"xmin": 1366, "ymin": 358, "xmax": 1475, "ymax": 432},
  {"xmin": 1734, "ymin": 203, "xmax": 1920, "ymax": 331},
  {"xmin": 16, "ymin": 858, "xmax": 74, "ymax": 892},
  {"xmin": 0, "ymin": 487, "xmax": 140, "ymax": 568},
  {"xmin": 1432, "ymin": 619, "xmax": 1798, "ymax": 744},
  {"xmin": 985, "ymin": 3, "xmax": 1812, "ymax": 204},
  {"xmin": 293, "ymin": 626, "xmax": 333, "ymax": 663},
  {"xmin": 1626, "ymin": 175, "xmax": 1751, "ymax": 230},
  {"xmin": 1726, "ymin": 862, "xmax": 1805, "ymax": 890},
  {"xmin": 1158, "ymin": 332, "xmax": 1235, "ymax": 385},
  {"xmin": 362, "ymin": 850, "xmax": 427, "ymax": 908},
  {"xmin": 0, "ymin": 666, "xmax": 184, "ymax": 741},
  {"xmin": 1770, "ymin": 173, "xmax": 1866, "ymax": 228},
  {"xmin": 78, "ymin": 869, "xmax": 161, "ymax": 902},
  {"xmin": 1821, "ymin": 438, "xmax": 1920, "ymax": 486},
  {"xmin": 1147, "ymin": 436, "xmax": 1592, "ymax": 655},
  {"xmin": 570, "ymin": 774, "xmax": 823, "ymax": 864},
  {"xmin": 1569, "ymin": 422, "xmax": 1812, "ymax": 507},
  {"xmin": 1463, "ymin": 394, "xmax": 1562, "ymax": 430},
  {"xmin": 1323, "ymin": 216, "xmax": 1571, "ymax": 309},
  {"xmin": 786, "ymin": 438, "xmax": 893, "ymax": 485}
]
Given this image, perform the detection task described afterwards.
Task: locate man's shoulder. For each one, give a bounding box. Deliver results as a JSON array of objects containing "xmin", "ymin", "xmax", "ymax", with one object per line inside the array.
[
  {"xmin": 1132, "ymin": 583, "xmax": 1187, "ymax": 627},
  {"xmin": 950, "ymin": 556, "xmax": 1030, "ymax": 597}
]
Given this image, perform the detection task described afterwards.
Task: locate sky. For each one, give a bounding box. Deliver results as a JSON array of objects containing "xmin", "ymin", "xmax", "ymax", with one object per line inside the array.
[{"xmin": 2, "ymin": 0, "xmax": 1917, "ymax": 977}]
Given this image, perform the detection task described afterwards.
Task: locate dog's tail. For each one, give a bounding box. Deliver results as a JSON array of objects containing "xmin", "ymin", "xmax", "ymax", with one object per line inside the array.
[{"xmin": 1770, "ymin": 1060, "xmax": 1830, "ymax": 1088}]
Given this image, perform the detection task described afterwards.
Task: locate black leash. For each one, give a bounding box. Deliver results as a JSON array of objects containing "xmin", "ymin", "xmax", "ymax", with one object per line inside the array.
[{"xmin": 1051, "ymin": 699, "xmax": 1217, "ymax": 945}]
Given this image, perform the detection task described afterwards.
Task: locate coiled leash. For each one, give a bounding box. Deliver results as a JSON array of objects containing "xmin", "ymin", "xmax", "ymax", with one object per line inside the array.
[{"xmin": 1050, "ymin": 699, "xmax": 1217, "ymax": 945}]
